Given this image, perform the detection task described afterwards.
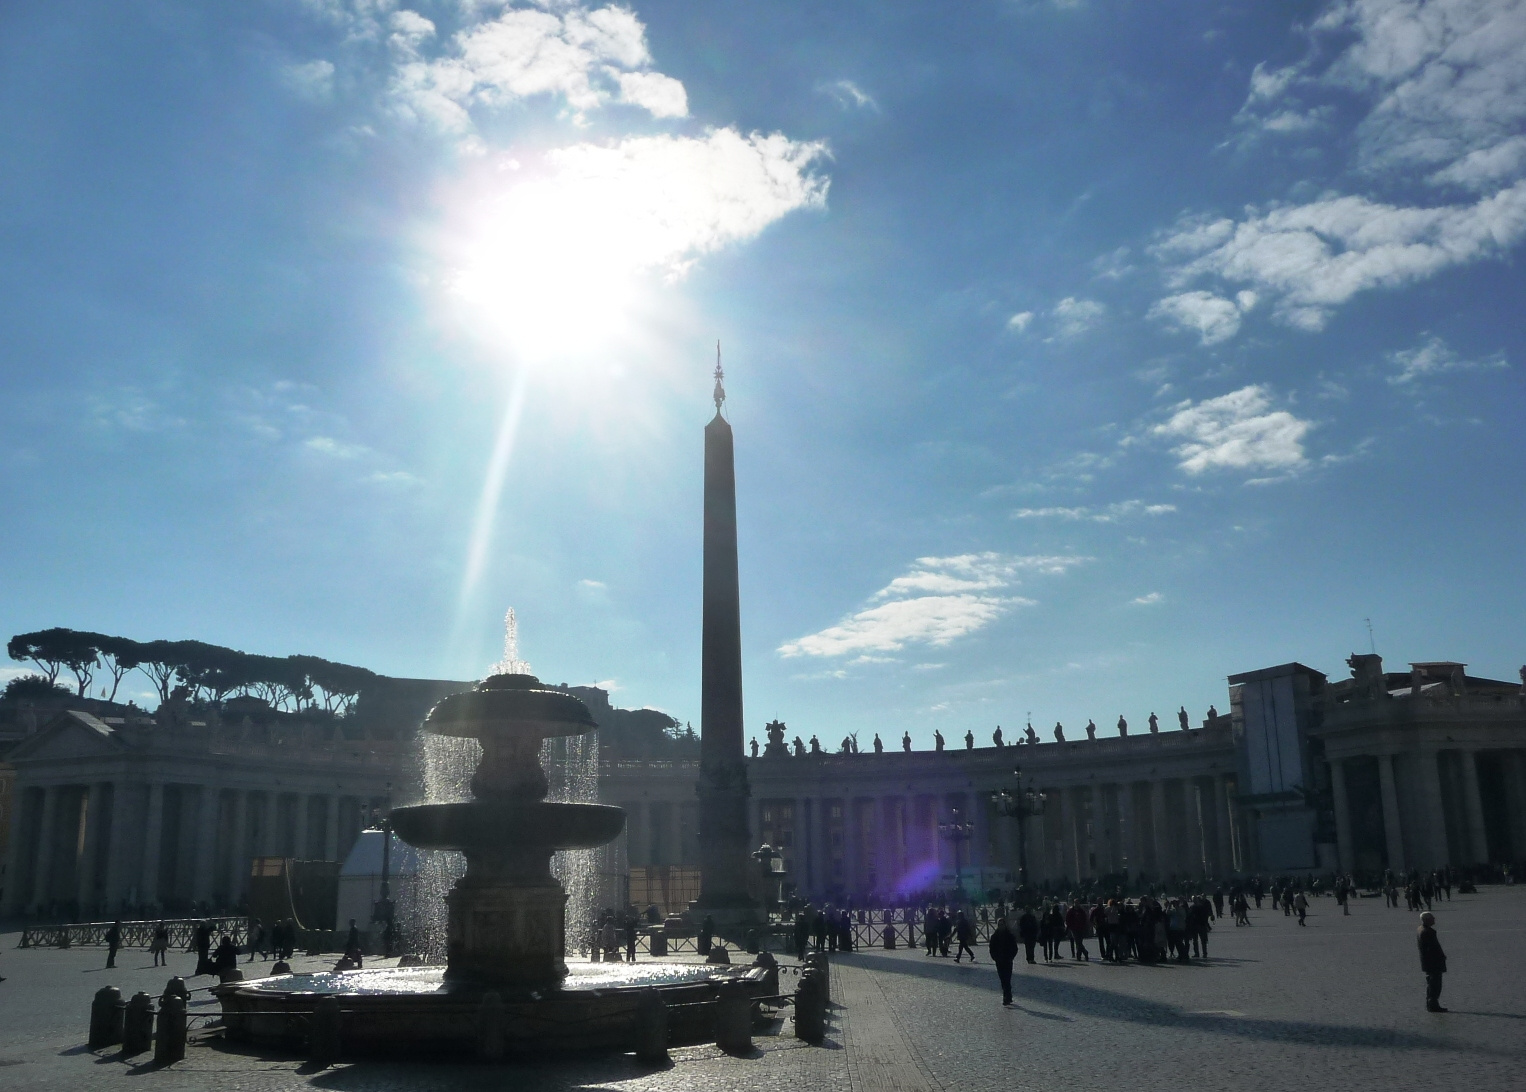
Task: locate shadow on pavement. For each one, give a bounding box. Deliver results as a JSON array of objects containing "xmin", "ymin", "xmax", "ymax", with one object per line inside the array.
[{"xmin": 843, "ymin": 951, "xmax": 1507, "ymax": 1056}]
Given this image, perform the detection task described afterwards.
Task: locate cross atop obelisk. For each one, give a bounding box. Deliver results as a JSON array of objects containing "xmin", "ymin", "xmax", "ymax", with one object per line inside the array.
[{"xmin": 696, "ymin": 343, "xmax": 754, "ymax": 912}]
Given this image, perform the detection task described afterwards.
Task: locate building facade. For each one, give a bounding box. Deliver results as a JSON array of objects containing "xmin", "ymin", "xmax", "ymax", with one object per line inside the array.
[{"xmin": 4, "ymin": 653, "xmax": 1524, "ymax": 919}]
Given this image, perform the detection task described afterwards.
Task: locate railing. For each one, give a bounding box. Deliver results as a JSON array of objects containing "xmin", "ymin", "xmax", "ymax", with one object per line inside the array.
[{"xmin": 19, "ymin": 916, "xmax": 249, "ymax": 950}]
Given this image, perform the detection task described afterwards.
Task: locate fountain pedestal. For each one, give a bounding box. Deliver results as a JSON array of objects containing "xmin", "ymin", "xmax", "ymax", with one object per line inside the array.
[{"xmin": 446, "ymin": 877, "xmax": 566, "ymax": 989}]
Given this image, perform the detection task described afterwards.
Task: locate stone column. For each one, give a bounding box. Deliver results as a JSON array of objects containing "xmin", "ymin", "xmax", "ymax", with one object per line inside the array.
[
  {"xmin": 1504, "ymin": 752, "xmax": 1526, "ymax": 865},
  {"xmin": 1377, "ymin": 754, "xmax": 1407, "ymax": 873},
  {"xmin": 1212, "ymin": 776, "xmax": 1233, "ymax": 876},
  {"xmin": 192, "ymin": 785, "xmax": 220, "ymax": 906},
  {"xmin": 139, "ymin": 782, "xmax": 165, "ymax": 908},
  {"xmin": 1149, "ymin": 781, "xmax": 1170, "ymax": 878},
  {"xmin": 324, "ymin": 794, "xmax": 340, "ymax": 861},
  {"xmin": 844, "ymin": 798, "xmax": 862, "ymax": 900},
  {"xmin": 76, "ymin": 783, "xmax": 106, "ymax": 912},
  {"xmin": 1118, "ymin": 782, "xmax": 1137, "ymax": 879},
  {"xmin": 1414, "ymin": 751, "xmax": 1450, "ymax": 869},
  {"xmin": 1190, "ymin": 779, "xmax": 1209, "ymax": 877},
  {"xmin": 31, "ymin": 785, "xmax": 59, "ymax": 912},
  {"xmin": 228, "ymin": 790, "xmax": 249, "ymax": 903},
  {"xmin": 1057, "ymin": 787, "xmax": 1078, "ymax": 885},
  {"xmin": 1460, "ymin": 750, "xmax": 1491, "ymax": 865},
  {"xmin": 1329, "ymin": 759, "xmax": 1355, "ymax": 874},
  {"xmin": 101, "ymin": 782, "xmax": 130, "ymax": 911}
]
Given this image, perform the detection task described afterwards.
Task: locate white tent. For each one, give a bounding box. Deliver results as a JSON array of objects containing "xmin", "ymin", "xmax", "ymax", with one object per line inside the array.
[{"xmin": 336, "ymin": 829, "xmax": 420, "ymax": 933}]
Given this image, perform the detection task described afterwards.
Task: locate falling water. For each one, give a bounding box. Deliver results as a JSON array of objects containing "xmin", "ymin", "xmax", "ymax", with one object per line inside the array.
[
  {"xmin": 396, "ymin": 608, "xmax": 605, "ymax": 964},
  {"xmin": 397, "ymin": 733, "xmax": 478, "ymax": 963},
  {"xmin": 542, "ymin": 732, "xmax": 601, "ymax": 957}
]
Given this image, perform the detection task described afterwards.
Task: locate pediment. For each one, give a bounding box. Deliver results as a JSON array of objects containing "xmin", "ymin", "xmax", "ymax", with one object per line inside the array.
[{"xmin": 7, "ymin": 711, "xmax": 127, "ymax": 764}]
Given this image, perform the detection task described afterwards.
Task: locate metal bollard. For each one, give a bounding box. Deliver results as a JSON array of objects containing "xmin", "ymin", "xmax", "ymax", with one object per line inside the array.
[
  {"xmin": 648, "ymin": 932, "xmax": 667, "ymax": 957},
  {"xmin": 713, "ymin": 980, "xmax": 752, "ymax": 1055},
  {"xmin": 794, "ymin": 970, "xmax": 825, "ymax": 1044},
  {"xmin": 805, "ymin": 951, "xmax": 830, "ymax": 1002},
  {"xmin": 122, "ymin": 992, "xmax": 156, "ymax": 1056},
  {"xmin": 89, "ymin": 986, "xmax": 125, "ymax": 1049},
  {"xmin": 476, "ymin": 991, "xmax": 505, "ymax": 1062},
  {"xmin": 308, "ymin": 995, "xmax": 341, "ymax": 1069},
  {"xmin": 154, "ymin": 993, "xmax": 187, "ymax": 1065},
  {"xmin": 163, "ymin": 977, "xmax": 189, "ymax": 1003},
  {"xmin": 632, "ymin": 989, "xmax": 669, "ymax": 1065}
]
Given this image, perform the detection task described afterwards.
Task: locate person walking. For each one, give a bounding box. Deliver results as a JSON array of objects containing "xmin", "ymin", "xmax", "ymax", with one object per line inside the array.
[
  {"xmin": 150, "ymin": 921, "xmax": 169, "ymax": 967},
  {"xmin": 1017, "ymin": 907, "xmax": 1038, "ymax": 964},
  {"xmin": 954, "ymin": 911, "xmax": 977, "ymax": 963},
  {"xmin": 989, "ymin": 917, "xmax": 1018, "ymax": 1005},
  {"xmin": 1293, "ymin": 890, "xmax": 1309, "ymax": 926},
  {"xmin": 105, "ymin": 920, "xmax": 122, "ymax": 969},
  {"xmin": 1064, "ymin": 903, "xmax": 1090, "ymax": 961},
  {"xmin": 1417, "ymin": 911, "xmax": 1448, "ymax": 1012}
]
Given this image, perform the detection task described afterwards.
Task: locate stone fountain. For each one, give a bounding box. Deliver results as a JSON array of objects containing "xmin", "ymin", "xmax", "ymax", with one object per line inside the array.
[
  {"xmin": 216, "ymin": 673, "xmax": 769, "ymax": 1058},
  {"xmin": 387, "ymin": 672, "xmax": 622, "ymax": 990}
]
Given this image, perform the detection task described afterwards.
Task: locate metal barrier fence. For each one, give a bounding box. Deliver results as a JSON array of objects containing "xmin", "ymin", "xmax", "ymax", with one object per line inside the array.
[{"xmin": 19, "ymin": 917, "xmax": 250, "ymax": 950}]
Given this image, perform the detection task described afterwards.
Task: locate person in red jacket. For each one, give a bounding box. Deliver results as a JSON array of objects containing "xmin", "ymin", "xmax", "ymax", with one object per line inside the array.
[
  {"xmin": 1417, "ymin": 911, "xmax": 1448, "ymax": 1012},
  {"xmin": 1064, "ymin": 903, "xmax": 1091, "ymax": 961}
]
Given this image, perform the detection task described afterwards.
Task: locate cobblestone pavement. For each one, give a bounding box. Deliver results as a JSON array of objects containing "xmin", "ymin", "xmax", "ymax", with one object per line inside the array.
[{"xmin": 1, "ymin": 887, "xmax": 1522, "ymax": 1091}]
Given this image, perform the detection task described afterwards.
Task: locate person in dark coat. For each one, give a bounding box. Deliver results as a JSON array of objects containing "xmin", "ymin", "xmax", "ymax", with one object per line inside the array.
[
  {"xmin": 1417, "ymin": 911, "xmax": 1448, "ymax": 1012},
  {"xmin": 988, "ymin": 918, "xmax": 1018, "ymax": 1005},
  {"xmin": 1017, "ymin": 908, "xmax": 1039, "ymax": 963},
  {"xmin": 213, "ymin": 935, "xmax": 239, "ymax": 977},
  {"xmin": 105, "ymin": 920, "xmax": 122, "ymax": 969}
]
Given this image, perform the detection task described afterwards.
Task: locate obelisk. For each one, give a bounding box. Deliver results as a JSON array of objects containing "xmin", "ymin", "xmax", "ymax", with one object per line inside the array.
[{"xmin": 696, "ymin": 346, "xmax": 755, "ymax": 911}]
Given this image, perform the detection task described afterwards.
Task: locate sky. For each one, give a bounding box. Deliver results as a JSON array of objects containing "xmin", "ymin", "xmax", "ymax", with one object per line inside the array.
[{"xmin": 2, "ymin": 0, "xmax": 1524, "ymax": 745}]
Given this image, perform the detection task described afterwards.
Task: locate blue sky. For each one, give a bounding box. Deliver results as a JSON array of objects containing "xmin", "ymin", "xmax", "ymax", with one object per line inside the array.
[{"xmin": 2, "ymin": 1, "xmax": 1523, "ymax": 743}]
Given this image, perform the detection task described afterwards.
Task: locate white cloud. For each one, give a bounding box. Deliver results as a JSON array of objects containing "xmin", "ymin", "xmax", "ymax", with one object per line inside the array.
[
  {"xmin": 1161, "ymin": 0, "xmax": 1526, "ymax": 333},
  {"xmin": 1154, "ymin": 181, "xmax": 1526, "ymax": 331},
  {"xmin": 821, "ymin": 79, "xmax": 878, "ymax": 110},
  {"xmin": 281, "ymin": 59, "xmax": 336, "ymax": 100},
  {"xmin": 1007, "ymin": 310, "xmax": 1034, "ymax": 332},
  {"xmin": 1131, "ymin": 592, "xmax": 1164, "ymax": 605},
  {"xmin": 366, "ymin": 469, "xmax": 422, "ymax": 485},
  {"xmin": 1148, "ymin": 290, "xmax": 1247, "ymax": 345},
  {"xmin": 304, "ymin": 435, "xmax": 370, "ymax": 459},
  {"xmin": 1012, "ymin": 500, "xmax": 1176, "ymax": 522},
  {"xmin": 336, "ymin": 2, "xmax": 692, "ymax": 142},
  {"xmin": 1387, "ymin": 335, "xmax": 1508, "ymax": 384},
  {"xmin": 1051, "ymin": 296, "xmax": 1105, "ymax": 338},
  {"xmin": 779, "ymin": 552, "xmax": 1085, "ymax": 659},
  {"xmin": 1152, "ymin": 385, "xmax": 1312, "ymax": 475},
  {"xmin": 578, "ymin": 578, "xmax": 608, "ymax": 590}
]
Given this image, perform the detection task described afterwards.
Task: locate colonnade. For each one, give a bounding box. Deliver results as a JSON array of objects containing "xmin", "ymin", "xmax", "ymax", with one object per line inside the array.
[
  {"xmin": 4, "ymin": 780, "xmax": 377, "ymax": 917},
  {"xmin": 755, "ymin": 772, "xmax": 1242, "ymax": 901},
  {"xmin": 1327, "ymin": 747, "xmax": 1526, "ymax": 872}
]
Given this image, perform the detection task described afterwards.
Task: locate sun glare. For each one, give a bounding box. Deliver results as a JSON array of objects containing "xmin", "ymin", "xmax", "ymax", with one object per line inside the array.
[{"xmin": 447, "ymin": 158, "xmax": 665, "ymax": 361}]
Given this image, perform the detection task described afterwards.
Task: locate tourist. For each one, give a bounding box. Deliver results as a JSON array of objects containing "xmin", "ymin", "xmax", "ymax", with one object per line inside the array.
[
  {"xmin": 698, "ymin": 914, "xmax": 716, "ymax": 956},
  {"xmin": 1064, "ymin": 902, "xmax": 1090, "ymax": 961},
  {"xmin": 1293, "ymin": 890, "xmax": 1309, "ymax": 926},
  {"xmin": 624, "ymin": 910, "xmax": 638, "ymax": 962},
  {"xmin": 923, "ymin": 906, "xmax": 938, "ymax": 955},
  {"xmin": 213, "ymin": 934, "xmax": 239, "ymax": 978},
  {"xmin": 1017, "ymin": 906, "xmax": 1038, "ymax": 963},
  {"xmin": 247, "ymin": 918, "xmax": 265, "ymax": 963},
  {"xmin": 191, "ymin": 920, "xmax": 214, "ymax": 976},
  {"xmin": 988, "ymin": 917, "xmax": 1018, "ymax": 1005},
  {"xmin": 104, "ymin": 920, "xmax": 122, "ymax": 969},
  {"xmin": 150, "ymin": 921, "xmax": 169, "ymax": 967},
  {"xmin": 953, "ymin": 910, "xmax": 976, "ymax": 963},
  {"xmin": 1417, "ymin": 911, "xmax": 1448, "ymax": 1012}
]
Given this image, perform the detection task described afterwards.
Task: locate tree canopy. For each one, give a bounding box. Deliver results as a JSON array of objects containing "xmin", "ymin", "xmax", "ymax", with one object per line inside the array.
[{"xmin": 6, "ymin": 628, "xmax": 376, "ymax": 714}]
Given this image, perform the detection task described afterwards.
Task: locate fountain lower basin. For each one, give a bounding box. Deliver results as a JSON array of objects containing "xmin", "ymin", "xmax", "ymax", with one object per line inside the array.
[{"xmin": 217, "ymin": 962, "xmax": 772, "ymax": 1056}]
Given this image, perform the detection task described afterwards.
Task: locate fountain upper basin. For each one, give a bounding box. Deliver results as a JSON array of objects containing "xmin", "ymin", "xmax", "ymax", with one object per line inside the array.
[{"xmin": 389, "ymin": 800, "xmax": 625, "ymax": 853}]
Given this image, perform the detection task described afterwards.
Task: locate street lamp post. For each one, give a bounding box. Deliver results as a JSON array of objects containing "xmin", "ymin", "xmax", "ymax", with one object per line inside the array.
[
  {"xmin": 937, "ymin": 809, "xmax": 976, "ymax": 899},
  {"xmin": 992, "ymin": 766, "xmax": 1047, "ymax": 891}
]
